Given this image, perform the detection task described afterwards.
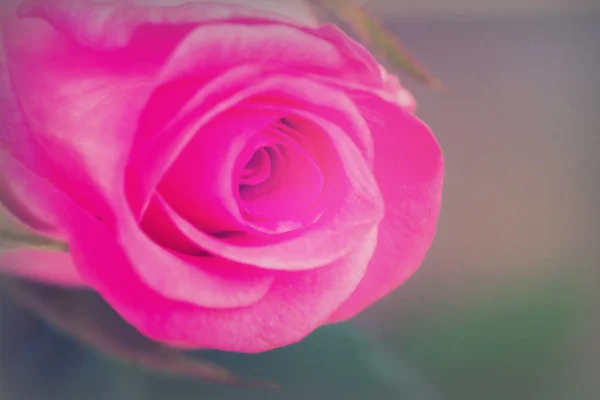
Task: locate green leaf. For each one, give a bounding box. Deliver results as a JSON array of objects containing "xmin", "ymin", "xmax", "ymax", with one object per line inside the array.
[
  {"xmin": 314, "ymin": 0, "xmax": 444, "ymax": 88},
  {"xmin": 1, "ymin": 278, "xmax": 272, "ymax": 387}
]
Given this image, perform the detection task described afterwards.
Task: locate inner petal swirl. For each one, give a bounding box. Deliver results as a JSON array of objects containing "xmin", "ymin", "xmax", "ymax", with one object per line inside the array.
[{"xmin": 235, "ymin": 119, "xmax": 326, "ymax": 234}]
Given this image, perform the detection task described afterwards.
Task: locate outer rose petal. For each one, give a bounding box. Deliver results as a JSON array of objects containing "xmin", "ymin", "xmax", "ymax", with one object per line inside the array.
[
  {"xmin": 0, "ymin": 151, "xmax": 87, "ymax": 287},
  {"xmin": 65, "ymin": 201, "xmax": 377, "ymax": 352},
  {"xmin": 0, "ymin": 249, "xmax": 85, "ymax": 287},
  {"xmin": 3, "ymin": 1, "xmax": 383, "ymax": 226},
  {"xmin": 379, "ymin": 66, "xmax": 416, "ymax": 112},
  {"xmin": 328, "ymin": 95, "xmax": 444, "ymax": 322},
  {"xmin": 0, "ymin": 11, "xmax": 164, "ymax": 224},
  {"xmin": 19, "ymin": 0, "xmax": 319, "ymax": 50}
]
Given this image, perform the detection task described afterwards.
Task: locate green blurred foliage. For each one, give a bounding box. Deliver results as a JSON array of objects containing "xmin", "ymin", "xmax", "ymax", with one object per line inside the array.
[
  {"xmin": 381, "ymin": 272, "xmax": 587, "ymax": 399},
  {"xmin": 0, "ymin": 267, "xmax": 587, "ymax": 400}
]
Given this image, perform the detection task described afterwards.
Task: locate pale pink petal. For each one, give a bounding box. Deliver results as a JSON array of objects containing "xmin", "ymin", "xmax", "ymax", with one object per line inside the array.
[
  {"xmin": 18, "ymin": 0, "xmax": 317, "ymax": 49},
  {"xmin": 315, "ymin": 23, "xmax": 382, "ymax": 86},
  {"xmin": 0, "ymin": 249, "xmax": 86, "ymax": 287},
  {"xmin": 0, "ymin": 8, "xmax": 173, "ymax": 223},
  {"xmin": 0, "ymin": 151, "xmax": 88, "ymax": 287},
  {"xmin": 378, "ymin": 66, "xmax": 417, "ymax": 111},
  {"xmin": 327, "ymin": 95, "xmax": 444, "ymax": 323},
  {"xmin": 19, "ymin": 1, "xmax": 373, "ymax": 86},
  {"xmin": 151, "ymin": 21, "xmax": 379, "ymax": 87},
  {"xmin": 0, "ymin": 173, "xmax": 60, "ymax": 238}
]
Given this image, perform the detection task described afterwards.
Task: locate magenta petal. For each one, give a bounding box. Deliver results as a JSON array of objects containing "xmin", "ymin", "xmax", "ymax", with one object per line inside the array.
[
  {"xmin": 146, "ymin": 110, "xmax": 381, "ymax": 270},
  {"xmin": 116, "ymin": 198, "xmax": 276, "ymax": 309},
  {"xmin": 157, "ymin": 109, "xmax": 280, "ymax": 233},
  {"xmin": 65, "ymin": 202, "xmax": 377, "ymax": 352},
  {"xmin": 239, "ymin": 126, "xmax": 325, "ymax": 233},
  {"xmin": 241, "ymin": 138, "xmax": 324, "ymax": 224},
  {"xmin": 130, "ymin": 75, "xmax": 382, "ymax": 271},
  {"xmin": 240, "ymin": 147, "xmax": 271, "ymax": 186},
  {"xmin": 327, "ymin": 95, "xmax": 444, "ymax": 323},
  {"xmin": 128, "ymin": 62, "xmax": 374, "ymax": 220},
  {"xmin": 140, "ymin": 195, "xmax": 209, "ymax": 255},
  {"xmin": 0, "ymin": 249, "xmax": 86, "ymax": 287},
  {"xmin": 126, "ymin": 66, "xmax": 265, "ymax": 220}
]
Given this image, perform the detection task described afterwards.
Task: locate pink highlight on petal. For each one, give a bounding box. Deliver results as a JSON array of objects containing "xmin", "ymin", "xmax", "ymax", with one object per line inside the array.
[
  {"xmin": 379, "ymin": 66, "xmax": 417, "ymax": 112},
  {"xmin": 17, "ymin": 0, "xmax": 316, "ymax": 49},
  {"xmin": 0, "ymin": 249, "xmax": 86, "ymax": 287}
]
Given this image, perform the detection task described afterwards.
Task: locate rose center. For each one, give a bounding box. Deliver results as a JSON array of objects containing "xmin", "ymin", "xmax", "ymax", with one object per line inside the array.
[
  {"xmin": 236, "ymin": 119, "xmax": 325, "ymax": 233},
  {"xmin": 239, "ymin": 146, "xmax": 278, "ymax": 194}
]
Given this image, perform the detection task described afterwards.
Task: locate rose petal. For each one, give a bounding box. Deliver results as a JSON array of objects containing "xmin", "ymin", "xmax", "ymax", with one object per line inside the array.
[
  {"xmin": 138, "ymin": 120, "xmax": 380, "ymax": 273},
  {"xmin": 327, "ymin": 94, "xmax": 444, "ymax": 322},
  {"xmin": 0, "ymin": 9, "xmax": 175, "ymax": 224},
  {"xmin": 239, "ymin": 127, "xmax": 325, "ymax": 231},
  {"xmin": 240, "ymin": 147, "xmax": 271, "ymax": 186},
  {"xmin": 128, "ymin": 73, "xmax": 381, "ymax": 271},
  {"xmin": 117, "ymin": 195, "xmax": 276, "ymax": 309},
  {"xmin": 156, "ymin": 109, "xmax": 280, "ymax": 233},
  {"xmin": 0, "ymin": 170, "xmax": 61, "ymax": 238},
  {"xmin": 0, "ymin": 151, "xmax": 87, "ymax": 287},
  {"xmin": 151, "ymin": 21, "xmax": 378, "ymax": 87},
  {"xmin": 140, "ymin": 195, "xmax": 210, "ymax": 255},
  {"xmin": 4, "ymin": 1, "xmax": 382, "ymax": 227},
  {"xmin": 3, "ymin": 150, "xmax": 274, "ymax": 309},
  {"xmin": 64, "ymin": 201, "xmax": 377, "ymax": 352},
  {"xmin": 18, "ymin": 0, "xmax": 319, "ymax": 50},
  {"xmin": 378, "ymin": 66, "xmax": 417, "ymax": 112},
  {"xmin": 0, "ymin": 249, "xmax": 86, "ymax": 287}
]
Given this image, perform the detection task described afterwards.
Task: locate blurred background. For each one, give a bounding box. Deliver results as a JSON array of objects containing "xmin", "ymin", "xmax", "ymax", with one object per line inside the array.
[{"xmin": 1, "ymin": 1, "xmax": 599, "ymax": 399}]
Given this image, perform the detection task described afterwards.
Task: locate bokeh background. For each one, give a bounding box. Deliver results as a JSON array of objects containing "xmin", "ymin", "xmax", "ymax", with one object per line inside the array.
[{"xmin": 1, "ymin": 1, "xmax": 599, "ymax": 399}]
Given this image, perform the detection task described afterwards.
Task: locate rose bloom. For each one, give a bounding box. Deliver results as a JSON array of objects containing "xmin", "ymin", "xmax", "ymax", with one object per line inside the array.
[{"xmin": 0, "ymin": 0, "xmax": 443, "ymax": 352}]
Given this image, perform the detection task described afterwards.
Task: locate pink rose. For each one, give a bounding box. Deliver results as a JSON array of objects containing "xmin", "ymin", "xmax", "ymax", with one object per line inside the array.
[{"xmin": 0, "ymin": 0, "xmax": 443, "ymax": 352}]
